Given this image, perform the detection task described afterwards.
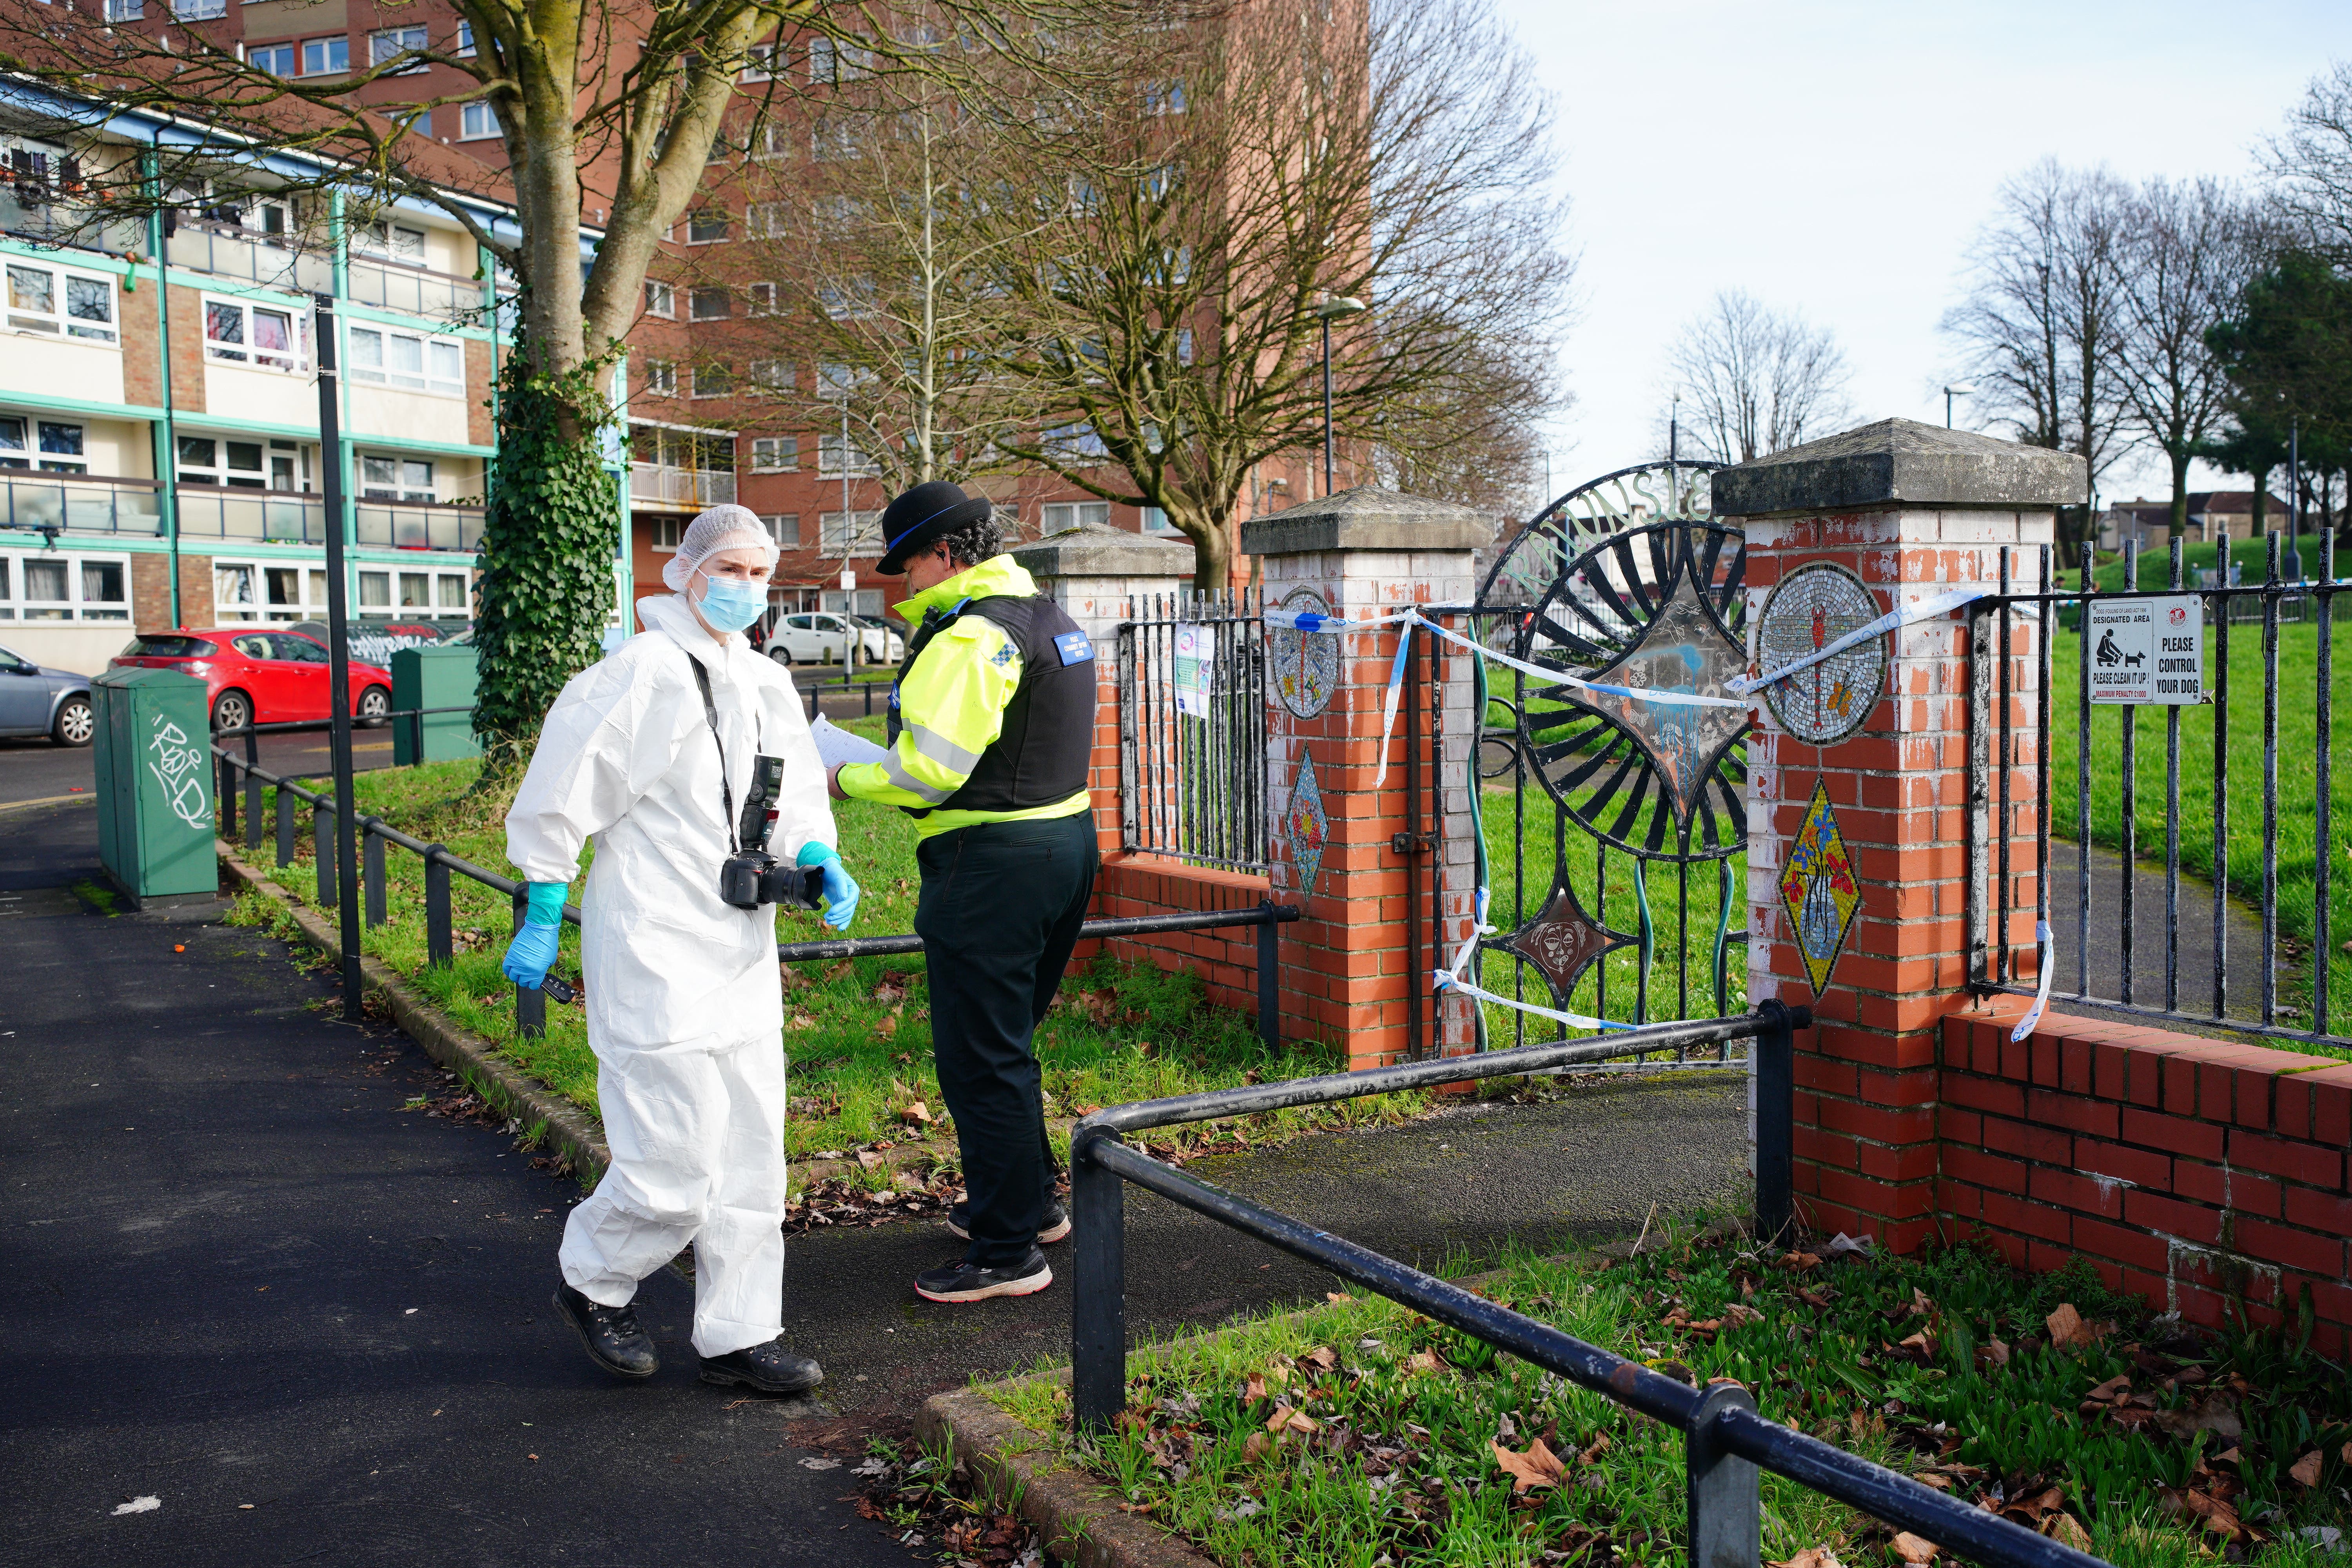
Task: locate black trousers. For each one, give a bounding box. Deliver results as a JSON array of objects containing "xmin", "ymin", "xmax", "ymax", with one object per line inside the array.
[{"xmin": 913, "ymin": 811, "xmax": 1099, "ymax": 1268}]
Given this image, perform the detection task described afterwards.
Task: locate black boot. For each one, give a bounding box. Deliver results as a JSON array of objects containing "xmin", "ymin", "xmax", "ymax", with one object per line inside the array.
[
  {"xmin": 552, "ymin": 1281, "xmax": 657, "ymax": 1379},
  {"xmin": 698, "ymin": 1339, "xmax": 825, "ymax": 1395},
  {"xmin": 946, "ymin": 1198, "xmax": 1070, "ymax": 1245}
]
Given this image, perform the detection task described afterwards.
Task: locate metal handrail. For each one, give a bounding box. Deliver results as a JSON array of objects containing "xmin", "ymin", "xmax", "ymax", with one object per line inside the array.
[
  {"xmin": 1065, "ymin": 1002, "xmax": 2107, "ymax": 1568},
  {"xmin": 212, "ymin": 735, "xmax": 1305, "ymax": 1047}
]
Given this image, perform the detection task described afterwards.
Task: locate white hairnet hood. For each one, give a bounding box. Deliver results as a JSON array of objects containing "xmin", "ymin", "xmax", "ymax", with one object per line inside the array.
[{"xmin": 661, "ymin": 503, "xmax": 779, "ymax": 592}]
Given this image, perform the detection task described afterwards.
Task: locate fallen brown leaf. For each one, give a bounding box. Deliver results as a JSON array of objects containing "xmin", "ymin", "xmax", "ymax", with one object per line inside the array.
[
  {"xmin": 1244, "ymin": 1373, "xmax": 1267, "ymax": 1403},
  {"xmin": 1782, "ymin": 1252, "xmax": 1822, "ymax": 1272},
  {"xmin": 1979, "ymin": 1337, "xmax": 2010, "ymax": 1369},
  {"xmin": 2046, "ymin": 1303, "xmax": 2090, "ymax": 1348},
  {"xmin": 2043, "ymin": 1514, "xmax": 2093, "ymax": 1552},
  {"xmin": 1242, "ymin": 1430, "xmax": 1272, "ymax": 1462},
  {"xmin": 1325, "ymin": 1292, "xmax": 1352, "ymax": 1304},
  {"xmin": 854, "ymin": 1149, "xmax": 884, "ymax": 1171},
  {"xmin": 900, "ymin": 1101, "xmax": 932, "ymax": 1125},
  {"xmin": 1892, "ymin": 1531, "xmax": 1939, "ymax": 1564},
  {"xmin": 2083, "ymin": 1374, "xmax": 2132, "ymax": 1405},
  {"xmin": 1301, "ymin": 1346, "xmax": 1338, "ymax": 1374},
  {"xmin": 1767, "ymin": 1549, "xmax": 1844, "ymax": 1568},
  {"xmin": 1401, "ymin": 1350, "xmax": 1444, "ymax": 1374},
  {"xmin": 1491, "ymin": 1437, "xmax": 1565, "ymax": 1493},
  {"xmin": 2290, "ymin": 1451, "xmax": 2323, "ymax": 1488}
]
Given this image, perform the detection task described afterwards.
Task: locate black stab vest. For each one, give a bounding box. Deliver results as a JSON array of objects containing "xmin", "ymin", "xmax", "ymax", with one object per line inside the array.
[{"xmin": 886, "ymin": 592, "xmax": 1096, "ymax": 818}]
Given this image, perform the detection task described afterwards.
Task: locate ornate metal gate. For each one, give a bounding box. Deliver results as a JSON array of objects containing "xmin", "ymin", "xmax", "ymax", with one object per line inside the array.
[{"xmin": 1457, "ymin": 460, "xmax": 1753, "ymax": 1053}]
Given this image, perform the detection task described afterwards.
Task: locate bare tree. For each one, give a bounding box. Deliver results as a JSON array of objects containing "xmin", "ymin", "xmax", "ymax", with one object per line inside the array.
[
  {"xmin": 1661, "ymin": 291, "xmax": 1851, "ymax": 465},
  {"xmin": 970, "ymin": 0, "xmax": 1575, "ymax": 589},
  {"xmin": 1941, "ymin": 160, "xmax": 2133, "ymax": 548},
  {"xmin": 2103, "ymin": 178, "xmax": 2265, "ymax": 544},
  {"xmin": 2263, "ymin": 59, "xmax": 2352, "ymax": 258}
]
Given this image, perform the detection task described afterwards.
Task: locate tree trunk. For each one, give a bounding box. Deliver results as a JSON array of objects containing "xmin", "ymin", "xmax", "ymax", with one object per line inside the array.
[
  {"xmin": 1187, "ymin": 514, "xmax": 1233, "ymax": 595},
  {"xmin": 2167, "ymin": 447, "xmax": 2192, "ymax": 545}
]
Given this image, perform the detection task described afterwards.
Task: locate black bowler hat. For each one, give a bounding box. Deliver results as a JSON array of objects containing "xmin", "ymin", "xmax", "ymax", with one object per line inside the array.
[{"xmin": 876, "ymin": 480, "xmax": 995, "ymax": 575}]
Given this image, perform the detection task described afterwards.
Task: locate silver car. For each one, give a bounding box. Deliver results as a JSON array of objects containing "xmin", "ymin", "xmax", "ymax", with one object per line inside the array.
[{"xmin": 0, "ymin": 641, "xmax": 94, "ymax": 746}]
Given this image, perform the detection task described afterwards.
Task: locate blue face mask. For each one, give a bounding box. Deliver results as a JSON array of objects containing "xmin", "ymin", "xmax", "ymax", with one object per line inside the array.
[{"xmin": 696, "ymin": 574, "xmax": 767, "ymax": 632}]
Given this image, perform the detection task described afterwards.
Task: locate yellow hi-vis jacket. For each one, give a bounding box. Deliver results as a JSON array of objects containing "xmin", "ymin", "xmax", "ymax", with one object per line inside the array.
[{"xmin": 833, "ymin": 554, "xmax": 1092, "ymax": 840}]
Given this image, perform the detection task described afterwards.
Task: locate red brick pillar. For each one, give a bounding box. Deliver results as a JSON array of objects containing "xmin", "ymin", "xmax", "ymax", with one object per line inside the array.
[
  {"xmin": 1715, "ymin": 421, "xmax": 2085, "ymax": 1250},
  {"xmin": 1243, "ymin": 489, "xmax": 1489, "ymax": 1068}
]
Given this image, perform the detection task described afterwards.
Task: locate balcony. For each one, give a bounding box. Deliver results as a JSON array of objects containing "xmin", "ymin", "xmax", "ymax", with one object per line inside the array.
[
  {"xmin": 0, "ymin": 470, "xmax": 164, "ymax": 537},
  {"xmin": 346, "ymin": 254, "xmax": 490, "ymax": 323},
  {"xmin": 630, "ymin": 462, "xmax": 736, "ymax": 509},
  {"xmin": 355, "ymin": 498, "xmax": 485, "ymax": 553},
  {"xmin": 164, "ymin": 219, "xmax": 334, "ymax": 298},
  {"xmin": 173, "ymin": 483, "xmax": 327, "ymax": 544}
]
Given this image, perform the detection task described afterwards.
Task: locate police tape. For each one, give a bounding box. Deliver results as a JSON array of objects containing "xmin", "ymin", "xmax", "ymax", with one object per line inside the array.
[
  {"xmin": 2011, "ymin": 920, "xmax": 2053, "ymax": 1043},
  {"xmin": 1725, "ymin": 585, "xmax": 1990, "ymax": 697}
]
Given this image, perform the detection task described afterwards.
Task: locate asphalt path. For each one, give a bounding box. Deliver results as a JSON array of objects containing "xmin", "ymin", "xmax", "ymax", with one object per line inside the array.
[
  {"xmin": 0, "ymin": 730, "xmax": 398, "ymax": 808},
  {"xmin": 0, "ymin": 799, "xmax": 919, "ymax": 1568}
]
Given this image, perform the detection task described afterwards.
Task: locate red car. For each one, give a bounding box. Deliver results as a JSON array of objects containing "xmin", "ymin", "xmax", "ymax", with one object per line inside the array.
[{"xmin": 111, "ymin": 628, "xmax": 394, "ymax": 733}]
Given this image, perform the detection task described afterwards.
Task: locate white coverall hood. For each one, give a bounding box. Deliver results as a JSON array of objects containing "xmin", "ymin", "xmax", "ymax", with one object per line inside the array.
[{"xmin": 505, "ymin": 592, "xmax": 833, "ymax": 1355}]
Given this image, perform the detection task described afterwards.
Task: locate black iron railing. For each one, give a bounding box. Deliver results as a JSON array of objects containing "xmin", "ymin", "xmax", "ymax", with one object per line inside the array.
[
  {"xmin": 212, "ymin": 737, "xmax": 1301, "ymax": 1047},
  {"xmin": 1970, "ymin": 533, "xmax": 2345, "ymax": 1046},
  {"xmin": 1067, "ymin": 1002, "xmax": 2104, "ymax": 1568},
  {"xmin": 1118, "ymin": 589, "xmax": 1270, "ymax": 873}
]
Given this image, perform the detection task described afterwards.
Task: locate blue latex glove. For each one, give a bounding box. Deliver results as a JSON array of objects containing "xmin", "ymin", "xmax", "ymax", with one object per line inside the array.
[
  {"xmin": 501, "ymin": 880, "xmax": 568, "ymax": 988},
  {"xmin": 796, "ymin": 842, "xmax": 859, "ymax": 931}
]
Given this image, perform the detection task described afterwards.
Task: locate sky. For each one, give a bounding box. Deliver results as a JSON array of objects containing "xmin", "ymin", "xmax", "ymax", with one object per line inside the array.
[{"xmin": 1492, "ymin": 0, "xmax": 2352, "ymax": 507}]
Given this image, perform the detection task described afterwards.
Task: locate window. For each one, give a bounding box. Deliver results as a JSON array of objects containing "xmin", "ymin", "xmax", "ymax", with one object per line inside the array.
[
  {"xmin": 746, "ymin": 282, "xmax": 781, "ymax": 316},
  {"xmin": 250, "ymin": 41, "xmax": 295, "ymax": 74},
  {"xmin": 688, "ymin": 287, "xmax": 731, "ymax": 321},
  {"xmin": 691, "ymin": 363, "xmax": 733, "ymax": 398},
  {"xmin": 348, "ymin": 324, "xmax": 464, "ymax": 396},
  {"xmin": 643, "ymin": 279, "xmax": 675, "ymax": 317},
  {"xmin": 357, "ymin": 570, "xmax": 389, "ymax": 609},
  {"xmin": 1142, "ymin": 80, "xmax": 1187, "ymax": 114},
  {"xmin": 1175, "ymin": 326, "xmax": 1194, "ymax": 364},
  {"xmin": 241, "ymin": 194, "xmax": 294, "ymax": 236},
  {"xmin": 1043, "ymin": 423, "xmax": 1109, "ymax": 461},
  {"xmin": 438, "ymin": 573, "xmax": 468, "ymax": 610},
  {"xmin": 178, "ymin": 436, "xmax": 266, "ymax": 488},
  {"xmin": 748, "ymin": 359, "xmax": 793, "ymax": 392},
  {"xmin": 809, "ymin": 196, "xmax": 860, "ymax": 237},
  {"xmin": 0, "ymin": 417, "xmax": 87, "ymax": 474},
  {"xmin": 352, "ymin": 220, "xmax": 426, "ymax": 265},
  {"xmin": 762, "ymin": 513, "xmax": 799, "ymax": 547},
  {"xmin": 649, "ymin": 517, "xmax": 685, "ymax": 550},
  {"xmin": 746, "ymin": 201, "xmax": 788, "ymax": 239},
  {"xmin": 202, "ymin": 296, "xmax": 305, "ymax": 372},
  {"xmin": 0, "ymin": 550, "xmax": 127, "ymax": 621},
  {"xmin": 811, "ymin": 118, "xmax": 858, "ymax": 161},
  {"xmin": 642, "ymin": 359, "xmax": 676, "ymax": 396},
  {"xmin": 817, "ymin": 362, "xmax": 871, "ymax": 399},
  {"xmin": 370, "ymin": 26, "xmax": 429, "ymax": 72},
  {"xmin": 806, "ymin": 35, "xmax": 871, "ymax": 82},
  {"xmin": 750, "ymin": 436, "xmax": 798, "ymax": 472},
  {"xmin": 751, "ymin": 122, "xmax": 794, "ymax": 161},
  {"xmin": 459, "ymin": 101, "xmax": 498, "ymax": 140},
  {"xmin": 1141, "ymin": 506, "xmax": 1179, "ymax": 534},
  {"xmin": 5, "ymin": 263, "xmax": 118, "ymax": 345},
  {"xmin": 360, "ymin": 455, "xmax": 434, "ymax": 501},
  {"xmin": 103, "ymin": 0, "xmax": 141, "ymax": 18},
  {"xmin": 685, "ymin": 211, "xmax": 730, "ymax": 245},
  {"xmin": 819, "ymin": 510, "xmax": 882, "ymax": 555},
  {"xmin": 264, "ymin": 567, "xmax": 330, "ymax": 621},
  {"xmin": 740, "ymin": 41, "xmax": 775, "ymax": 81},
  {"xmin": 1043, "ymin": 501, "xmax": 1110, "ymax": 534},
  {"xmin": 817, "ymin": 433, "xmax": 879, "ymax": 477},
  {"xmin": 301, "ymin": 36, "xmax": 349, "ymax": 74},
  {"xmin": 456, "ymin": 21, "xmax": 474, "ymax": 55},
  {"xmin": 818, "ymin": 279, "xmax": 873, "ymax": 319},
  {"xmin": 171, "ymin": 0, "xmax": 225, "ymax": 16}
]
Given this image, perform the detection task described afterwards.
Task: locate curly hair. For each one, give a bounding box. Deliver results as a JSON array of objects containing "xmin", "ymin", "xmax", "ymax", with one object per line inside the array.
[{"xmin": 936, "ymin": 512, "xmax": 1004, "ymax": 569}]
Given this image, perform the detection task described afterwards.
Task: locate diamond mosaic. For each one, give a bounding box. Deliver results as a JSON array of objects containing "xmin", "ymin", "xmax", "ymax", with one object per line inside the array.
[
  {"xmin": 1575, "ymin": 560, "xmax": 1748, "ymax": 828},
  {"xmin": 1777, "ymin": 778, "xmax": 1861, "ymax": 996},
  {"xmin": 1504, "ymin": 876, "xmax": 1627, "ymax": 1005},
  {"xmin": 1283, "ymin": 747, "xmax": 1328, "ymax": 893}
]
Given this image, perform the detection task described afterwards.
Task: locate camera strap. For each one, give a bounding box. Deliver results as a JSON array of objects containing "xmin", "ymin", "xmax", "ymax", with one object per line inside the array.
[{"xmin": 687, "ymin": 655, "xmax": 740, "ymax": 855}]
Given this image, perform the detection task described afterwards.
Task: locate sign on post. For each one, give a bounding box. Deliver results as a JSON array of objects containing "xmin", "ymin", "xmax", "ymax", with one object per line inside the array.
[
  {"xmin": 2087, "ymin": 595, "xmax": 2205, "ymax": 704},
  {"xmin": 1172, "ymin": 624, "xmax": 1211, "ymax": 717},
  {"xmin": 839, "ymin": 569, "xmax": 857, "ymax": 593}
]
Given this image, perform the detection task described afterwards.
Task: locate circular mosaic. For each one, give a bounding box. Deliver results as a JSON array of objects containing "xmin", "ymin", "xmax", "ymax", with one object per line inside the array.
[
  {"xmin": 1269, "ymin": 586, "xmax": 1340, "ymax": 718},
  {"xmin": 1752, "ymin": 563, "xmax": 1886, "ymax": 744}
]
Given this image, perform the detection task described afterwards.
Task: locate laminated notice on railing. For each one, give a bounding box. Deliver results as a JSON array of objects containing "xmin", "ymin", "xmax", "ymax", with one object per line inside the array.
[
  {"xmin": 2087, "ymin": 595, "xmax": 2205, "ymax": 704},
  {"xmin": 1172, "ymin": 624, "xmax": 1212, "ymax": 717}
]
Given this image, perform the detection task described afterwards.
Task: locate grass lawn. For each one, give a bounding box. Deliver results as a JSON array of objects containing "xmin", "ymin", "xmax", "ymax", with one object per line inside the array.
[
  {"xmin": 2045, "ymin": 621, "xmax": 2352, "ymax": 1053},
  {"xmin": 221, "ymin": 713, "xmax": 1422, "ymax": 1180},
  {"xmin": 990, "ymin": 1219, "xmax": 2350, "ymax": 1568}
]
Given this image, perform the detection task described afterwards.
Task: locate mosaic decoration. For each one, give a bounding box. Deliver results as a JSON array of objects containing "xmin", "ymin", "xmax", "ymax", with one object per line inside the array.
[
  {"xmin": 1777, "ymin": 778, "xmax": 1861, "ymax": 996},
  {"xmin": 1269, "ymin": 586, "xmax": 1340, "ymax": 718},
  {"xmin": 1570, "ymin": 556, "xmax": 1750, "ymax": 831},
  {"xmin": 1283, "ymin": 746, "xmax": 1328, "ymax": 893},
  {"xmin": 1504, "ymin": 875, "xmax": 1631, "ymax": 1005},
  {"xmin": 1753, "ymin": 563, "xmax": 1886, "ymax": 744}
]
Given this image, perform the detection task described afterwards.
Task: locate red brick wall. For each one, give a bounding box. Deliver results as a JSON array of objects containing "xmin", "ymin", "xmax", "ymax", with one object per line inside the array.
[
  {"xmin": 121, "ymin": 271, "xmax": 162, "ymax": 412},
  {"xmin": 1083, "ymin": 855, "xmax": 1276, "ymax": 1026},
  {"xmin": 466, "ymin": 338, "xmax": 496, "ymax": 449},
  {"xmin": 164, "ymin": 285, "xmax": 207, "ymax": 414},
  {"xmin": 1938, "ymin": 1009, "xmax": 2352, "ymax": 1359},
  {"xmin": 131, "ymin": 553, "xmax": 174, "ymax": 632}
]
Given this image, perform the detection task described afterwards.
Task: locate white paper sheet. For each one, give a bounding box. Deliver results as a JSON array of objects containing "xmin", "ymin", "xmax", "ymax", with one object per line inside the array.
[{"xmin": 809, "ymin": 713, "xmax": 888, "ymax": 769}]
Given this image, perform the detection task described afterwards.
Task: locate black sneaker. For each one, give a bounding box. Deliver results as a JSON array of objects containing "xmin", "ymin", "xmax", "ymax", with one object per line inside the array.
[
  {"xmin": 552, "ymin": 1281, "xmax": 657, "ymax": 1379},
  {"xmin": 697, "ymin": 1339, "xmax": 825, "ymax": 1395},
  {"xmin": 946, "ymin": 1198, "xmax": 1071, "ymax": 1245},
  {"xmin": 913, "ymin": 1247, "xmax": 1054, "ymax": 1303}
]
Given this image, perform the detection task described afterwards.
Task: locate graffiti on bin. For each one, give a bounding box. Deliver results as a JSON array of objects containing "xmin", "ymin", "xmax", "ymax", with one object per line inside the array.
[{"xmin": 147, "ymin": 715, "xmax": 212, "ymax": 828}]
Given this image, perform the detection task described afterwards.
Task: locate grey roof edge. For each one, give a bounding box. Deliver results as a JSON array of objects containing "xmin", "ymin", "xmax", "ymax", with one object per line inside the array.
[
  {"xmin": 1712, "ymin": 418, "xmax": 2089, "ymax": 516},
  {"xmin": 1239, "ymin": 486, "xmax": 1494, "ymax": 557}
]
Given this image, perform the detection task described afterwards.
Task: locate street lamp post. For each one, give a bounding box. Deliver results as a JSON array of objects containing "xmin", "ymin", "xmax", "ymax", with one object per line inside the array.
[
  {"xmin": 1314, "ymin": 294, "xmax": 1368, "ymax": 497},
  {"xmin": 1942, "ymin": 381, "xmax": 1976, "ymax": 430}
]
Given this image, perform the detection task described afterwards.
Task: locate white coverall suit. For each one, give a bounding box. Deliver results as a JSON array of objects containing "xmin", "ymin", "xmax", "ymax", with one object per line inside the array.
[{"xmin": 506, "ymin": 592, "xmax": 832, "ymax": 1357}]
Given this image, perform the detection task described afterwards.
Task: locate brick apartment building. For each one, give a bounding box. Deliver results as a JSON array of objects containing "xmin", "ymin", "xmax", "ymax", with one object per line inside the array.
[{"xmin": 1, "ymin": 5, "xmax": 1321, "ymax": 681}]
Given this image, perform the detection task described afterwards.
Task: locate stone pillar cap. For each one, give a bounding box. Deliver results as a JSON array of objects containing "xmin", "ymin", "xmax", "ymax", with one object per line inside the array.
[
  {"xmin": 1010, "ymin": 519, "xmax": 1194, "ymax": 578},
  {"xmin": 1712, "ymin": 418, "xmax": 2089, "ymax": 517},
  {"xmin": 1240, "ymin": 486, "xmax": 1494, "ymax": 557}
]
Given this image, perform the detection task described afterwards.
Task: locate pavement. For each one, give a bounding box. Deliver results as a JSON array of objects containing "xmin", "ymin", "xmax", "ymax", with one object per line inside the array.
[
  {"xmin": 0, "ymin": 730, "xmax": 397, "ymax": 809},
  {"xmin": 2044, "ymin": 838, "xmax": 2285, "ymax": 1041}
]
